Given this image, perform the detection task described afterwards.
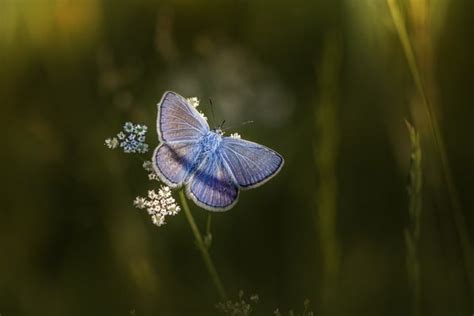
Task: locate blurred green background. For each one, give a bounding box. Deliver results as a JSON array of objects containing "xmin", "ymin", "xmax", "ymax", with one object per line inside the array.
[{"xmin": 1, "ymin": 0, "xmax": 473, "ymax": 315}]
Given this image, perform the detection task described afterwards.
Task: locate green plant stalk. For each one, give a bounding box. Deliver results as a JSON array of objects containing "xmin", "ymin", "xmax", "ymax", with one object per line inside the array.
[
  {"xmin": 179, "ymin": 190, "xmax": 228, "ymax": 301},
  {"xmin": 206, "ymin": 213, "xmax": 212, "ymax": 237},
  {"xmin": 387, "ymin": 0, "xmax": 473, "ymax": 302},
  {"xmin": 314, "ymin": 32, "xmax": 342, "ymax": 314},
  {"xmin": 405, "ymin": 121, "xmax": 422, "ymax": 316}
]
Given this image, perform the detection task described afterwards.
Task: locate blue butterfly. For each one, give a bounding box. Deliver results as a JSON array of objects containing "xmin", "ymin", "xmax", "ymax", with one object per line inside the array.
[{"xmin": 152, "ymin": 91, "xmax": 284, "ymax": 211}]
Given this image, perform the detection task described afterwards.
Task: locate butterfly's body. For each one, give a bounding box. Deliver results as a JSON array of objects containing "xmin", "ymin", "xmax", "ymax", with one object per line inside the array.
[
  {"xmin": 198, "ymin": 129, "xmax": 223, "ymax": 155},
  {"xmin": 182, "ymin": 129, "xmax": 223, "ymax": 182},
  {"xmin": 153, "ymin": 91, "xmax": 284, "ymax": 211}
]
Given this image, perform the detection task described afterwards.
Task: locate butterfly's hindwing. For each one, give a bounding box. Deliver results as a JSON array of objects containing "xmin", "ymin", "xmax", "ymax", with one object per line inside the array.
[
  {"xmin": 220, "ymin": 137, "xmax": 284, "ymax": 189},
  {"xmin": 158, "ymin": 91, "xmax": 209, "ymax": 143},
  {"xmin": 186, "ymin": 152, "xmax": 239, "ymax": 211},
  {"xmin": 153, "ymin": 142, "xmax": 201, "ymax": 188}
]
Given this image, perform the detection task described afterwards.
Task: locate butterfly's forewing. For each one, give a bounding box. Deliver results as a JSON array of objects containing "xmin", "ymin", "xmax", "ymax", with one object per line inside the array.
[
  {"xmin": 186, "ymin": 153, "xmax": 239, "ymax": 211},
  {"xmin": 157, "ymin": 91, "xmax": 209, "ymax": 143},
  {"xmin": 153, "ymin": 142, "xmax": 201, "ymax": 188},
  {"xmin": 153, "ymin": 91, "xmax": 208, "ymax": 187},
  {"xmin": 220, "ymin": 137, "xmax": 284, "ymax": 189}
]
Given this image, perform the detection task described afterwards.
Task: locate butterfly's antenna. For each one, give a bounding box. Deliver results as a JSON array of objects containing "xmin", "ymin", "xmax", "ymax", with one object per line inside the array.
[
  {"xmin": 222, "ymin": 120, "xmax": 254, "ymax": 131},
  {"xmin": 208, "ymin": 97, "xmax": 216, "ymax": 126}
]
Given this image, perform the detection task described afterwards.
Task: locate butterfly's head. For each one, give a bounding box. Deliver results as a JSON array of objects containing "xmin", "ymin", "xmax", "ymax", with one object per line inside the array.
[
  {"xmin": 212, "ymin": 127, "xmax": 224, "ymax": 136},
  {"xmin": 211, "ymin": 120, "xmax": 226, "ymax": 136}
]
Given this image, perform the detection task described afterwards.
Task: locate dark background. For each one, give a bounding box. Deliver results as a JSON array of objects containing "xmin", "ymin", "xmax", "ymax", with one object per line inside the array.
[{"xmin": 0, "ymin": 0, "xmax": 473, "ymax": 315}]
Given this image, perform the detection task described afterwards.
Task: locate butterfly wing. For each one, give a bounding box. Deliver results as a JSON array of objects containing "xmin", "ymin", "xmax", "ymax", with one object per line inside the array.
[
  {"xmin": 186, "ymin": 151, "xmax": 239, "ymax": 211},
  {"xmin": 220, "ymin": 137, "xmax": 284, "ymax": 189},
  {"xmin": 153, "ymin": 91, "xmax": 207, "ymax": 187},
  {"xmin": 157, "ymin": 91, "xmax": 209, "ymax": 143},
  {"xmin": 153, "ymin": 142, "xmax": 201, "ymax": 188}
]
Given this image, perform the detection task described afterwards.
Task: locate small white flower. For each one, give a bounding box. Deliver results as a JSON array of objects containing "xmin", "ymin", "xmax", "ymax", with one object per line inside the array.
[
  {"xmin": 186, "ymin": 97, "xmax": 200, "ymax": 108},
  {"xmin": 147, "ymin": 173, "xmax": 158, "ymax": 181},
  {"xmin": 142, "ymin": 160, "xmax": 153, "ymax": 171},
  {"xmin": 105, "ymin": 137, "xmax": 119, "ymax": 149},
  {"xmin": 133, "ymin": 196, "xmax": 147, "ymax": 209},
  {"xmin": 142, "ymin": 160, "xmax": 161, "ymax": 181},
  {"xmin": 148, "ymin": 190, "xmax": 158, "ymax": 199},
  {"xmin": 198, "ymin": 111, "xmax": 208, "ymax": 121},
  {"xmin": 117, "ymin": 132, "xmax": 126, "ymax": 140},
  {"xmin": 230, "ymin": 133, "xmax": 241, "ymax": 139},
  {"xmin": 123, "ymin": 122, "xmax": 134, "ymax": 133},
  {"xmin": 152, "ymin": 214, "xmax": 166, "ymax": 226},
  {"xmin": 135, "ymin": 186, "xmax": 181, "ymax": 227}
]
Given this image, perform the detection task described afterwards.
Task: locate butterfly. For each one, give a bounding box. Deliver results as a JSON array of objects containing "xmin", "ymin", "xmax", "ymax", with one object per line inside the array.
[{"xmin": 152, "ymin": 91, "xmax": 284, "ymax": 211}]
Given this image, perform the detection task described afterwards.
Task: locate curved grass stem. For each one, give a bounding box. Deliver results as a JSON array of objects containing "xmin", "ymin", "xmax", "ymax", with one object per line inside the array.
[
  {"xmin": 179, "ymin": 190, "xmax": 228, "ymax": 301},
  {"xmin": 405, "ymin": 121, "xmax": 422, "ymax": 316},
  {"xmin": 387, "ymin": 0, "xmax": 473, "ymax": 303}
]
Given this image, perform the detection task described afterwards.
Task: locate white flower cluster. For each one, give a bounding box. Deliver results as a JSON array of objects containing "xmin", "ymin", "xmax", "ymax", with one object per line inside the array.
[
  {"xmin": 230, "ymin": 133, "xmax": 241, "ymax": 139},
  {"xmin": 186, "ymin": 96, "xmax": 208, "ymax": 121},
  {"xmin": 216, "ymin": 291, "xmax": 259, "ymax": 316},
  {"xmin": 142, "ymin": 160, "xmax": 159, "ymax": 181},
  {"xmin": 134, "ymin": 186, "xmax": 181, "ymax": 227},
  {"xmin": 104, "ymin": 122, "xmax": 149, "ymax": 153}
]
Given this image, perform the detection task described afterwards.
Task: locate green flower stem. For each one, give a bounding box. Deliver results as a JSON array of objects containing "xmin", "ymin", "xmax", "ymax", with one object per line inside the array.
[
  {"xmin": 206, "ymin": 213, "xmax": 212, "ymax": 237},
  {"xmin": 179, "ymin": 190, "xmax": 228, "ymax": 301},
  {"xmin": 387, "ymin": 0, "xmax": 473, "ymax": 303}
]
